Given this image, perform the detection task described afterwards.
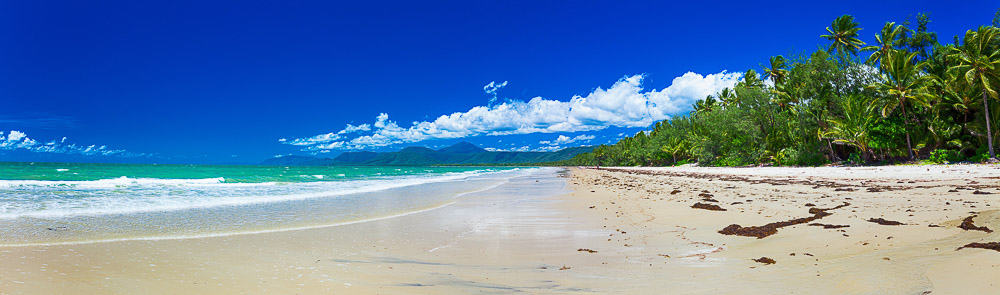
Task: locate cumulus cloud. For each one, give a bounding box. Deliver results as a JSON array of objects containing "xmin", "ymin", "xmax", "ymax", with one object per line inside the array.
[
  {"xmin": 339, "ymin": 123, "xmax": 371, "ymax": 134},
  {"xmin": 539, "ymin": 134, "xmax": 595, "ymax": 146},
  {"xmin": 0, "ymin": 130, "xmax": 140, "ymax": 157},
  {"xmin": 281, "ymin": 123, "xmax": 373, "ymax": 146},
  {"xmin": 286, "ymin": 71, "xmax": 740, "ymax": 151}
]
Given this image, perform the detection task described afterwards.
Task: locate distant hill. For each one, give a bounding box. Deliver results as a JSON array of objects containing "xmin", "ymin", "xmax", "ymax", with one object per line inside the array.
[
  {"xmin": 261, "ymin": 142, "xmax": 593, "ymax": 166},
  {"xmin": 435, "ymin": 141, "xmax": 485, "ymax": 154}
]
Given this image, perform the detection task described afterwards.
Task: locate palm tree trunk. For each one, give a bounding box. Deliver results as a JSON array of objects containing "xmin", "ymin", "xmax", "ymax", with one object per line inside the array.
[
  {"xmin": 962, "ymin": 112, "xmax": 969, "ymax": 137},
  {"xmin": 984, "ymin": 92, "xmax": 996, "ymax": 159},
  {"xmin": 826, "ymin": 139, "xmax": 840, "ymax": 161},
  {"xmin": 900, "ymin": 97, "xmax": 914, "ymax": 160}
]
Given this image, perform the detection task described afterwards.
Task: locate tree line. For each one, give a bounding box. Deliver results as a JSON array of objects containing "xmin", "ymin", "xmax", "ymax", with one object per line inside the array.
[{"xmin": 563, "ymin": 12, "xmax": 1000, "ymax": 167}]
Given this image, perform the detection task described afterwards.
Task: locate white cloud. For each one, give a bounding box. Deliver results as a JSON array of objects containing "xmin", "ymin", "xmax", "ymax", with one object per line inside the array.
[
  {"xmin": 287, "ymin": 71, "xmax": 740, "ymax": 151},
  {"xmin": 338, "ymin": 123, "xmax": 371, "ymax": 134},
  {"xmin": 283, "ymin": 123, "xmax": 373, "ymax": 146},
  {"xmin": 485, "ymin": 145, "xmax": 565, "ymax": 152},
  {"xmin": 0, "ymin": 130, "xmax": 138, "ymax": 157},
  {"xmin": 540, "ymin": 134, "xmax": 595, "ymax": 146},
  {"xmin": 535, "ymin": 145, "xmax": 563, "ymax": 152},
  {"xmin": 483, "ymin": 81, "xmax": 509, "ymax": 95},
  {"xmin": 483, "ymin": 80, "xmax": 509, "ymax": 105}
]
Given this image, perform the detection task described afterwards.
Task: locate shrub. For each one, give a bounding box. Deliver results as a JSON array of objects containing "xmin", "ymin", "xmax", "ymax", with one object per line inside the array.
[
  {"xmin": 929, "ymin": 149, "xmax": 960, "ymax": 164},
  {"xmin": 848, "ymin": 152, "xmax": 864, "ymax": 165}
]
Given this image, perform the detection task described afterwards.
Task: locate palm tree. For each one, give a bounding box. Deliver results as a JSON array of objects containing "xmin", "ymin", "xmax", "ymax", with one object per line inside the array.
[
  {"xmin": 762, "ymin": 55, "xmax": 790, "ymax": 84},
  {"xmin": 694, "ymin": 95, "xmax": 718, "ymax": 115},
  {"xmin": 741, "ymin": 69, "xmax": 763, "ymax": 88},
  {"xmin": 770, "ymin": 83, "xmax": 797, "ymax": 108},
  {"xmin": 949, "ymin": 26, "xmax": 1000, "ymax": 159},
  {"xmin": 940, "ymin": 72, "xmax": 979, "ymax": 134},
  {"xmin": 862, "ymin": 22, "xmax": 906, "ymax": 65},
  {"xmin": 821, "ymin": 15, "xmax": 866, "ymax": 57},
  {"xmin": 822, "ymin": 95, "xmax": 881, "ymax": 161},
  {"xmin": 716, "ymin": 88, "xmax": 737, "ymax": 106},
  {"xmin": 869, "ymin": 49, "xmax": 931, "ymax": 159}
]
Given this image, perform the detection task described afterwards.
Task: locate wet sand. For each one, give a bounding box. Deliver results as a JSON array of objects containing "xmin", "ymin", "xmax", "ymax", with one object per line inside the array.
[
  {"xmin": 0, "ymin": 169, "xmax": 618, "ymax": 294},
  {"xmin": 1, "ymin": 165, "xmax": 999, "ymax": 294}
]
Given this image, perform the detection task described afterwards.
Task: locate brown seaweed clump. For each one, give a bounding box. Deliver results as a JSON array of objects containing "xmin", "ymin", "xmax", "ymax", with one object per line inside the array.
[
  {"xmin": 692, "ymin": 202, "xmax": 726, "ymax": 211},
  {"xmin": 809, "ymin": 223, "xmax": 850, "ymax": 229},
  {"xmin": 958, "ymin": 215, "xmax": 993, "ymax": 233},
  {"xmin": 867, "ymin": 218, "xmax": 905, "ymax": 226},
  {"xmin": 719, "ymin": 202, "xmax": 850, "ymax": 238},
  {"xmin": 957, "ymin": 242, "xmax": 1000, "ymax": 252},
  {"xmin": 753, "ymin": 257, "xmax": 776, "ymax": 264}
]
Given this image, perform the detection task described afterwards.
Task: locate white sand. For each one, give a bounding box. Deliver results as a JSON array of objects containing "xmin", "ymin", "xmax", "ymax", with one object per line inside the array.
[{"xmin": 0, "ymin": 165, "xmax": 998, "ymax": 294}]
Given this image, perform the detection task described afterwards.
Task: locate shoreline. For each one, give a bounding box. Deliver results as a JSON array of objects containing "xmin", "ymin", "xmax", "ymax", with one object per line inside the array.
[
  {"xmin": 0, "ymin": 167, "xmax": 524, "ymax": 246},
  {"xmin": 0, "ymin": 201, "xmax": 459, "ymax": 248},
  {"xmin": 0, "ymin": 168, "xmax": 616, "ymax": 294},
  {"xmin": 0, "ymin": 165, "xmax": 998, "ymax": 293}
]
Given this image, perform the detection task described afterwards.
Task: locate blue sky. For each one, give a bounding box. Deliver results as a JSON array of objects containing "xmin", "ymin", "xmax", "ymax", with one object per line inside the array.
[{"xmin": 1, "ymin": 0, "xmax": 996, "ymax": 163}]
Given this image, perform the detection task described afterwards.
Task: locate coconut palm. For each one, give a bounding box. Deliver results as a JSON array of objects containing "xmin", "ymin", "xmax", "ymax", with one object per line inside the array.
[
  {"xmin": 694, "ymin": 95, "xmax": 718, "ymax": 115},
  {"xmin": 741, "ymin": 69, "xmax": 763, "ymax": 88},
  {"xmin": 940, "ymin": 73, "xmax": 980, "ymax": 129},
  {"xmin": 949, "ymin": 26, "xmax": 1000, "ymax": 159},
  {"xmin": 862, "ymin": 22, "xmax": 906, "ymax": 65},
  {"xmin": 821, "ymin": 15, "xmax": 866, "ymax": 57},
  {"xmin": 716, "ymin": 88, "xmax": 737, "ymax": 106},
  {"xmin": 822, "ymin": 95, "xmax": 881, "ymax": 161},
  {"xmin": 762, "ymin": 55, "xmax": 790, "ymax": 84},
  {"xmin": 770, "ymin": 83, "xmax": 797, "ymax": 108},
  {"xmin": 869, "ymin": 49, "xmax": 931, "ymax": 159}
]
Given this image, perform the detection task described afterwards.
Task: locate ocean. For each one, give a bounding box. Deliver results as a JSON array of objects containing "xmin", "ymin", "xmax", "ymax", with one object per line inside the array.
[{"xmin": 0, "ymin": 162, "xmax": 542, "ymax": 245}]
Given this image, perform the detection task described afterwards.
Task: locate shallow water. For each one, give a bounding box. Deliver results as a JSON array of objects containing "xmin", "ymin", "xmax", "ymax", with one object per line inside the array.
[{"xmin": 0, "ymin": 162, "xmax": 543, "ymax": 245}]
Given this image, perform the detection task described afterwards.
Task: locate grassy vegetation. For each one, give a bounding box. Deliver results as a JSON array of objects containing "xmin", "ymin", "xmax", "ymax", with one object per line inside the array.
[{"xmin": 562, "ymin": 12, "xmax": 1000, "ymax": 167}]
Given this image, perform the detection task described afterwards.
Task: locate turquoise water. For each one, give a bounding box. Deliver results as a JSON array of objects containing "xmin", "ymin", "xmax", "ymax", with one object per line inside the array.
[
  {"xmin": 0, "ymin": 162, "xmax": 541, "ymax": 245},
  {"xmin": 0, "ymin": 161, "xmax": 494, "ymax": 182}
]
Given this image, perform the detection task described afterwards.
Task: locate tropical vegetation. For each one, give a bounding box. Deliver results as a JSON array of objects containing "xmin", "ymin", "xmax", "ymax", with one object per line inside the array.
[{"xmin": 563, "ymin": 12, "xmax": 1000, "ymax": 166}]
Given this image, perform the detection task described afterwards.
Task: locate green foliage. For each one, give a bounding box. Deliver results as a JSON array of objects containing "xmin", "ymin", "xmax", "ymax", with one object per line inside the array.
[
  {"xmin": 900, "ymin": 13, "xmax": 938, "ymax": 62},
  {"xmin": 928, "ymin": 149, "xmax": 960, "ymax": 164},
  {"xmin": 762, "ymin": 55, "xmax": 790, "ymax": 84},
  {"xmin": 821, "ymin": 94, "xmax": 880, "ymax": 160},
  {"xmin": 949, "ymin": 26, "xmax": 1000, "ymax": 159},
  {"xmin": 559, "ymin": 13, "xmax": 1000, "ymax": 167},
  {"xmin": 822, "ymin": 15, "xmax": 866, "ymax": 57},
  {"xmin": 862, "ymin": 22, "xmax": 906, "ymax": 65}
]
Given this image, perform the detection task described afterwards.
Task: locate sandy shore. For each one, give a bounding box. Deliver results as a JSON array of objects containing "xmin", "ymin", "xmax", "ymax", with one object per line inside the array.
[
  {"xmin": 1, "ymin": 165, "xmax": 999, "ymax": 294},
  {"xmin": 569, "ymin": 165, "xmax": 1000, "ymax": 294}
]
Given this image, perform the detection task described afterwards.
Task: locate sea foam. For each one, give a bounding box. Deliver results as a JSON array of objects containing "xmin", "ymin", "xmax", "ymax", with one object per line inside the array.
[{"xmin": 0, "ymin": 168, "xmax": 525, "ymax": 219}]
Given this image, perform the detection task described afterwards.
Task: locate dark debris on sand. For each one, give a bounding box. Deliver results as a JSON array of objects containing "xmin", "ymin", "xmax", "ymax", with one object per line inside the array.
[
  {"xmin": 577, "ymin": 248, "xmax": 598, "ymax": 253},
  {"xmin": 867, "ymin": 218, "xmax": 905, "ymax": 226},
  {"xmin": 809, "ymin": 223, "xmax": 850, "ymax": 229},
  {"xmin": 957, "ymin": 242, "xmax": 1000, "ymax": 252},
  {"xmin": 719, "ymin": 202, "xmax": 850, "ymax": 238},
  {"xmin": 692, "ymin": 202, "xmax": 726, "ymax": 211},
  {"xmin": 753, "ymin": 257, "xmax": 776, "ymax": 264},
  {"xmin": 958, "ymin": 215, "xmax": 993, "ymax": 233}
]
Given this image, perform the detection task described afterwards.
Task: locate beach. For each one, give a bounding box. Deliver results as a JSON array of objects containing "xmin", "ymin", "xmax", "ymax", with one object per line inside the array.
[{"xmin": 1, "ymin": 165, "xmax": 999, "ymax": 294}]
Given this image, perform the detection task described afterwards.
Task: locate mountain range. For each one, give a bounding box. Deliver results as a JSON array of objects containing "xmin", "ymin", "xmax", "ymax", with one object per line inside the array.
[{"xmin": 261, "ymin": 142, "xmax": 592, "ymax": 166}]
